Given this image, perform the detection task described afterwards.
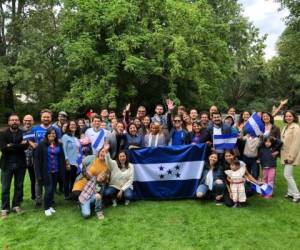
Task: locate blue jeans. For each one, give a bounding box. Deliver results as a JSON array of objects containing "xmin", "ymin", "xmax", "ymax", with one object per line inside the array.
[
  {"xmin": 197, "ymin": 181, "xmax": 225, "ymax": 197},
  {"xmin": 81, "ymin": 194, "xmax": 103, "ymax": 218},
  {"xmin": 243, "ymin": 156, "xmax": 259, "ymax": 179},
  {"xmin": 103, "ymin": 186, "xmax": 134, "ymax": 201},
  {"xmin": 44, "ymin": 173, "xmax": 57, "ymax": 210}
]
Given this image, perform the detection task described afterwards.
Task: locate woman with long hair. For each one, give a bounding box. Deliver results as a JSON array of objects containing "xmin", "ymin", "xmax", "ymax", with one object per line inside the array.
[
  {"xmin": 34, "ymin": 128, "xmax": 66, "ymax": 216},
  {"xmin": 103, "ymin": 145, "xmax": 134, "ymax": 207},
  {"xmin": 281, "ymin": 110, "xmax": 300, "ymax": 202},
  {"xmin": 61, "ymin": 120, "xmax": 81, "ymax": 200}
]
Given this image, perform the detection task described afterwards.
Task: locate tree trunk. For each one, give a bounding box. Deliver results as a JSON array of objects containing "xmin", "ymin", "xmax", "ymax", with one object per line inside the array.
[{"xmin": 3, "ymin": 82, "xmax": 15, "ymax": 111}]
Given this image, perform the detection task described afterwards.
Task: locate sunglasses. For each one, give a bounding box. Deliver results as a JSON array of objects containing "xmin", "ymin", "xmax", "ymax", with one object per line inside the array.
[{"xmin": 174, "ymin": 120, "xmax": 181, "ymax": 122}]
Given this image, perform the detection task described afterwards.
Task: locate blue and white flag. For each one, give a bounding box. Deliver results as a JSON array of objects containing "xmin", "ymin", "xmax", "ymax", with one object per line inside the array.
[
  {"xmin": 23, "ymin": 132, "xmax": 35, "ymax": 141},
  {"xmin": 76, "ymin": 146, "xmax": 83, "ymax": 175},
  {"xmin": 244, "ymin": 112, "xmax": 265, "ymax": 137},
  {"xmin": 213, "ymin": 132, "xmax": 238, "ymax": 150},
  {"xmin": 129, "ymin": 144, "xmax": 207, "ymax": 200},
  {"xmin": 251, "ymin": 183, "xmax": 273, "ymax": 197}
]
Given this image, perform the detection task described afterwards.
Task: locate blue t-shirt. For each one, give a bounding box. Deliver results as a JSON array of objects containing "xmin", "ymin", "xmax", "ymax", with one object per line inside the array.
[
  {"xmin": 47, "ymin": 144, "xmax": 60, "ymax": 174},
  {"xmin": 32, "ymin": 125, "xmax": 61, "ymax": 144},
  {"xmin": 172, "ymin": 130, "xmax": 186, "ymax": 146}
]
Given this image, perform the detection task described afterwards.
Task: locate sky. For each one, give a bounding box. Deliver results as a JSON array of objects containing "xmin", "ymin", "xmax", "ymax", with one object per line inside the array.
[{"xmin": 238, "ymin": 0, "xmax": 289, "ymax": 60}]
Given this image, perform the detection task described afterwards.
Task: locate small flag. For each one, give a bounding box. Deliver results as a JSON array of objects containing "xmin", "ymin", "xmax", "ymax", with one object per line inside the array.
[
  {"xmin": 244, "ymin": 112, "xmax": 265, "ymax": 137},
  {"xmin": 251, "ymin": 183, "xmax": 273, "ymax": 196},
  {"xmin": 213, "ymin": 132, "xmax": 238, "ymax": 150}
]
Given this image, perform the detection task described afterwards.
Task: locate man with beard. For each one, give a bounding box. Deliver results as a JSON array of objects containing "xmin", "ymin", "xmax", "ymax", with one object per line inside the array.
[{"xmin": 0, "ymin": 114, "xmax": 28, "ymax": 219}]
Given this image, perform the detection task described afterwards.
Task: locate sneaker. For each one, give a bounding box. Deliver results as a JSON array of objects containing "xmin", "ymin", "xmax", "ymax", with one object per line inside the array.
[
  {"xmin": 215, "ymin": 200, "xmax": 223, "ymax": 206},
  {"xmin": 112, "ymin": 199, "xmax": 117, "ymax": 207},
  {"xmin": 285, "ymin": 194, "xmax": 293, "ymax": 199},
  {"xmin": 1, "ymin": 210, "xmax": 8, "ymax": 220},
  {"xmin": 12, "ymin": 206, "xmax": 24, "ymax": 214},
  {"xmin": 97, "ymin": 212, "xmax": 104, "ymax": 220},
  {"xmin": 45, "ymin": 209, "xmax": 52, "ymax": 217},
  {"xmin": 292, "ymin": 197, "xmax": 300, "ymax": 203},
  {"xmin": 124, "ymin": 200, "xmax": 130, "ymax": 206},
  {"xmin": 49, "ymin": 207, "xmax": 56, "ymax": 214}
]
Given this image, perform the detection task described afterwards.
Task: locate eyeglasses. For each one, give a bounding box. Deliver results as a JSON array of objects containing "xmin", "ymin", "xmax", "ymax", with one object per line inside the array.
[{"xmin": 174, "ymin": 120, "xmax": 181, "ymax": 122}]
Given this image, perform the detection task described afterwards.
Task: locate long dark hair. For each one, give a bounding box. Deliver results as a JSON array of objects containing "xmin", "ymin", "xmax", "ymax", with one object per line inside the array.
[
  {"xmin": 44, "ymin": 128, "xmax": 59, "ymax": 145},
  {"xmin": 237, "ymin": 111, "xmax": 251, "ymax": 127},
  {"xmin": 261, "ymin": 112, "xmax": 274, "ymax": 125},
  {"xmin": 116, "ymin": 151, "xmax": 129, "ymax": 169},
  {"xmin": 127, "ymin": 122, "xmax": 138, "ymax": 136},
  {"xmin": 65, "ymin": 119, "xmax": 80, "ymax": 138}
]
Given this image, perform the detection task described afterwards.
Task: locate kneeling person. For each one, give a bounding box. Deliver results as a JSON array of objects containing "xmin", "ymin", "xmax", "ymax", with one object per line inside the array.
[{"xmin": 79, "ymin": 171, "xmax": 109, "ymax": 220}]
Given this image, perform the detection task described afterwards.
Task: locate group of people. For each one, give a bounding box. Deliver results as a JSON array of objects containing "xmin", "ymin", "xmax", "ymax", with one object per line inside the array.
[{"xmin": 1, "ymin": 99, "xmax": 300, "ymax": 219}]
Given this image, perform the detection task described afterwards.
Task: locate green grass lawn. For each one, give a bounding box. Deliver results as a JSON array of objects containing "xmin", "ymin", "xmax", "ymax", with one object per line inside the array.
[
  {"xmin": 1, "ymin": 166, "xmax": 300, "ymax": 250},
  {"xmin": 1, "ymin": 121, "xmax": 300, "ymax": 249}
]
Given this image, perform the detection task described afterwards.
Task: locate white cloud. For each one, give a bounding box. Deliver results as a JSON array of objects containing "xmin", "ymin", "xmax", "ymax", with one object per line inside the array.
[{"xmin": 238, "ymin": 0, "xmax": 289, "ymax": 60}]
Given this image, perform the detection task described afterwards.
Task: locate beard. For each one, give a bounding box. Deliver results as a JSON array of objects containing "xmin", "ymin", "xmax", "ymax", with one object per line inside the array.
[{"xmin": 10, "ymin": 124, "xmax": 19, "ymax": 130}]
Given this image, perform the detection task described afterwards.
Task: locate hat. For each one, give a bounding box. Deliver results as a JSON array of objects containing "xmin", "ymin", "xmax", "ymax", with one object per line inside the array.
[{"xmin": 58, "ymin": 111, "xmax": 68, "ymax": 117}]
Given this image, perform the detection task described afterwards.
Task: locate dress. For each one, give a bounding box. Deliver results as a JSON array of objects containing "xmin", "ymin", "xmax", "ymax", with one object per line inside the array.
[{"xmin": 225, "ymin": 166, "xmax": 246, "ymax": 202}]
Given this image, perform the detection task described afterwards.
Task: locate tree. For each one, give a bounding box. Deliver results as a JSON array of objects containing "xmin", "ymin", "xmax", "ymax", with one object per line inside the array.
[{"xmin": 54, "ymin": 0, "xmax": 233, "ymax": 113}]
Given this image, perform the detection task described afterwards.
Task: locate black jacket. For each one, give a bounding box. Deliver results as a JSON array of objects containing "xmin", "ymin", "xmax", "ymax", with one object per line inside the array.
[
  {"xmin": 34, "ymin": 141, "xmax": 66, "ymax": 185},
  {"xmin": 0, "ymin": 128, "xmax": 28, "ymax": 170}
]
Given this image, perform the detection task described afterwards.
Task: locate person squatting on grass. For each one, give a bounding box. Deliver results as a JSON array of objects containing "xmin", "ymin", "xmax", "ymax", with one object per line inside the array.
[
  {"xmin": 79, "ymin": 171, "xmax": 109, "ymax": 220},
  {"xmin": 103, "ymin": 144, "xmax": 134, "ymax": 207},
  {"xmin": 196, "ymin": 152, "xmax": 225, "ymax": 205}
]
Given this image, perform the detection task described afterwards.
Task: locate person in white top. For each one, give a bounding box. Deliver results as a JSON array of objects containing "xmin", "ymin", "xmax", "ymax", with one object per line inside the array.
[{"xmin": 103, "ymin": 144, "xmax": 134, "ymax": 207}]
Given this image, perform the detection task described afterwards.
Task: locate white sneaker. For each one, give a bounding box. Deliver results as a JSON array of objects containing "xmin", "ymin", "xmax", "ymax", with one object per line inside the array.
[
  {"xmin": 49, "ymin": 207, "xmax": 56, "ymax": 214},
  {"xmin": 45, "ymin": 209, "xmax": 52, "ymax": 216},
  {"xmin": 112, "ymin": 199, "xmax": 117, "ymax": 207},
  {"xmin": 124, "ymin": 200, "xmax": 130, "ymax": 206}
]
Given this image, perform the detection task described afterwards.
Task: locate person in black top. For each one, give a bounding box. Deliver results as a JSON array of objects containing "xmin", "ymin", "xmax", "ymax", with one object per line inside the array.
[{"xmin": 0, "ymin": 114, "xmax": 28, "ymax": 219}]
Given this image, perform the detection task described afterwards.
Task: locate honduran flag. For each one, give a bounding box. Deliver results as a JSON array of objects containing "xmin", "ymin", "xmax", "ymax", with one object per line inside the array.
[
  {"xmin": 251, "ymin": 183, "xmax": 273, "ymax": 197},
  {"xmin": 129, "ymin": 144, "xmax": 207, "ymax": 200},
  {"xmin": 244, "ymin": 112, "xmax": 265, "ymax": 137},
  {"xmin": 213, "ymin": 131, "xmax": 238, "ymax": 150}
]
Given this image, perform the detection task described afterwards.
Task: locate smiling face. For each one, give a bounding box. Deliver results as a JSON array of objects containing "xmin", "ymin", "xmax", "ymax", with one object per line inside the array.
[
  {"xmin": 262, "ymin": 113, "xmax": 271, "ymax": 124},
  {"xmin": 192, "ymin": 123, "xmax": 201, "ymax": 133},
  {"xmin": 284, "ymin": 112, "xmax": 295, "ymax": 124},
  {"xmin": 47, "ymin": 130, "xmax": 56, "ymax": 143},
  {"xmin": 128, "ymin": 124, "xmax": 137, "ymax": 136},
  {"xmin": 69, "ymin": 121, "xmax": 77, "ymax": 133},
  {"xmin": 118, "ymin": 152, "xmax": 127, "ymax": 165},
  {"xmin": 116, "ymin": 122, "xmax": 124, "ymax": 134},
  {"xmin": 41, "ymin": 112, "xmax": 52, "ymax": 126},
  {"xmin": 242, "ymin": 112, "xmax": 251, "ymax": 122},
  {"xmin": 212, "ymin": 113, "xmax": 222, "ymax": 125},
  {"xmin": 23, "ymin": 115, "xmax": 34, "ymax": 129},
  {"xmin": 142, "ymin": 116, "xmax": 151, "ymax": 127},
  {"xmin": 209, "ymin": 153, "xmax": 218, "ymax": 167},
  {"xmin": 224, "ymin": 151, "xmax": 235, "ymax": 164},
  {"xmin": 150, "ymin": 123, "xmax": 160, "ymax": 135}
]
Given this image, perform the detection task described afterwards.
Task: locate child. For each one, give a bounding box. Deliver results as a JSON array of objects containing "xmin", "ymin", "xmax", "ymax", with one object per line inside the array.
[
  {"xmin": 225, "ymin": 160, "xmax": 247, "ymax": 208},
  {"xmin": 258, "ymin": 137, "xmax": 282, "ymax": 198},
  {"xmin": 79, "ymin": 171, "xmax": 109, "ymax": 220}
]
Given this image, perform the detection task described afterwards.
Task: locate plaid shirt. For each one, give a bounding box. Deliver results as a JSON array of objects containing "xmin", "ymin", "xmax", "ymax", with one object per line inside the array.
[{"xmin": 79, "ymin": 177, "xmax": 105, "ymax": 204}]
